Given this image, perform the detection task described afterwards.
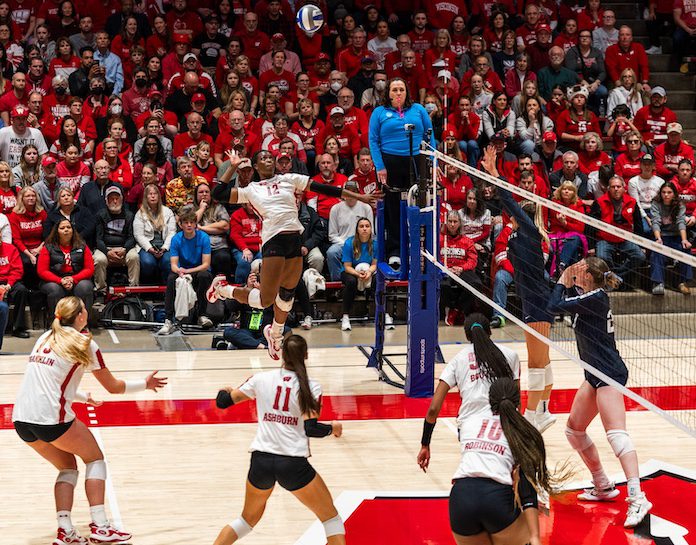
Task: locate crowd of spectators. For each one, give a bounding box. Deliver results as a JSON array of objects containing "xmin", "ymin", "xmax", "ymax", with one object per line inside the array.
[{"xmin": 0, "ymin": 0, "xmax": 695, "ymax": 346}]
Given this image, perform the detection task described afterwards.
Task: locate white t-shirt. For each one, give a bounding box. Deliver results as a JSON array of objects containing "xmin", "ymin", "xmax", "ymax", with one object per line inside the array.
[
  {"xmin": 453, "ymin": 411, "xmax": 515, "ymax": 485},
  {"xmin": 239, "ymin": 368, "xmax": 322, "ymax": 458},
  {"xmin": 0, "ymin": 126, "xmax": 49, "ymax": 168},
  {"xmin": 235, "ymin": 173, "xmax": 311, "ymax": 247},
  {"xmin": 12, "ymin": 330, "xmax": 105, "ymax": 425},
  {"xmin": 628, "ymin": 174, "xmax": 665, "ymax": 216},
  {"xmin": 439, "ymin": 343, "xmax": 520, "ymax": 426}
]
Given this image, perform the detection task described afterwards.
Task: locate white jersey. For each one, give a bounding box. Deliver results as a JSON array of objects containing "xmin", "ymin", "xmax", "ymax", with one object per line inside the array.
[
  {"xmin": 439, "ymin": 343, "xmax": 520, "ymax": 426},
  {"xmin": 453, "ymin": 411, "xmax": 515, "ymax": 485},
  {"xmin": 235, "ymin": 173, "xmax": 311, "ymax": 247},
  {"xmin": 239, "ymin": 368, "xmax": 322, "ymax": 458},
  {"xmin": 12, "ymin": 330, "xmax": 105, "ymax": 425}
]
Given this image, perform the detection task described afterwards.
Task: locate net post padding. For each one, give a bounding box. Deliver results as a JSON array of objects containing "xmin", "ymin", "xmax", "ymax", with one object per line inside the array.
[
  {"xmin": 422, "ymin": 146, "xmax": 696, "ymax": 269},
  {"xmin": 422, "ymin": 249, "xmax": 696, "ymax": 439}
]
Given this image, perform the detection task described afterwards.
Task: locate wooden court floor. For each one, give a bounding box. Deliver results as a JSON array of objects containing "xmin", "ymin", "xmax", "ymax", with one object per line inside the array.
[{"xmin": 1, "ymin": 324, "xmax": 696, "ymax": 544}]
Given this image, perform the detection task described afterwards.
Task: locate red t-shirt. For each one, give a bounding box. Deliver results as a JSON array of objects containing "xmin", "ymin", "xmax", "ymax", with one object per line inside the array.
[
  {"xmin": 173, "ymin": 132, "xmax": 214, "ymax": 159},
  {"xmin": 258, "ymin": 69, "xmax": 297, "ymax": 96},
  {"xmin": 306, "ymin": 173, "xmax": 348, "ymax": 219},
  {"xmin": 315, "ymin": 124, "xmax": 361, "ymax": 160},
  {"xmin": 425, "ymin": 0, "xmax": 468, "ymax": 32},
  {"xmin": 0, "ymin": 185, "xmax": 17, "ymax": 214},
  {"xmin": 407, "ymin": 29, "xmax": 434, "ymax": 55},
  {"xmin": 676, "ymin": 0, "xmax": 696, "ymax": 29}
]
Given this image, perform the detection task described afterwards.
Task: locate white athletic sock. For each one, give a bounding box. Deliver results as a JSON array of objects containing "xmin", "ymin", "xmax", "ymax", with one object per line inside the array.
[
  {"xmin": 523, "ymin": 409, "xmax": 536, "ymax": 424},
  {"xmin": 57, "ymin": 510, "xmax": 73, "ymax": 531},
  {"xmin": 536, "ymin": 400, "xmax": 549, "ymax": 414},
  {"xmin": 627, "ymin": 477, "xmax": 641, "ymax": 497},
  {"xmin": 90, "ymin": 505, "xmax": 109, "ymax": 527},
  {"xmin": 591, "ymin": 469, "xmax": 611, "ymax": 489},
  {"xmin": 271, "ymin": 320, "xmax": 284, "ymax": 339}
]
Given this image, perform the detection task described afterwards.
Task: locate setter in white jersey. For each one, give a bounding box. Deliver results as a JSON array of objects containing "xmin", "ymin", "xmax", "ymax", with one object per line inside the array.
[
  {"xmin": 207, "ymin": 150, "xmax": 379, "ymax": 361},
  {"xmin": 417, "ymin": 315, "xmax": 549, "ymax": 545},
  {"xmin": 212, "ymin": 335, "xmax": 345, "ymax": 545},
  {"xmin": 12, "ymin": 296, "xmax": 167, "ymax": 545}
]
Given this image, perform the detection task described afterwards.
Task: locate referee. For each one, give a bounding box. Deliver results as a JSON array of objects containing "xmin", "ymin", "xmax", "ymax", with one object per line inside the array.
[{"xmin": 368, "ymin": 77, "xmax": 435, "ymax": 266}]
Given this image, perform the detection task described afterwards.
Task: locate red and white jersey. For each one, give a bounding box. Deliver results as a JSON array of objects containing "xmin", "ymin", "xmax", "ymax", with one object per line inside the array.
[
  {"xmin": 235, "ymin": 173, "xmax": 310, "ymax": 246},
  {"xmin": 439, "ymin": 343, "xmax": 520, "ymax": 424},
  {"xmin": 239, "ymin": 368, "xmax": 322, "ymax": 458},
  {"xmin": 454, "ymin": 412, "xmax": 515, "ymax": 485},
  {"xmin": 12, "ymin": 330, "xmax": 105, "ymax": 425}
]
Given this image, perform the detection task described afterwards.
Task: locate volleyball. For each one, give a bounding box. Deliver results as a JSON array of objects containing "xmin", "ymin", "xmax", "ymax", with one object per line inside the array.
[{"xmin": 296, "ymin": 4, "xmax": 324, "ymax": 34}]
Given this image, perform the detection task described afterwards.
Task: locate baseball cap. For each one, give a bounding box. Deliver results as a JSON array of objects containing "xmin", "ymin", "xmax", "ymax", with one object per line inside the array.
[
  {"xmin": 650, "ymin": 86, "xmax": 666, "ymax": 97},
  {"xmin": 442, "ymin": 128, "xmax": 457, "ymax": 139},
  {"xmin": 542, "ymin": 131, "xmax": 557, "ymax": 143},
  {"xmin": 148, "ymin": 89, "xmax": 163, "ymax": 99},
  {"xmin": 537, "ymin": 23, "xmax": 552, "ymax": 33},
  {"xmin": 361, "ymin": 53, "xmax": 377, "ymax": 64},
  {"xmin": 667, "ymin": 122, "xmax": 683, "ymax": 134},
  {"xmin": 329, "ymin": 106, "xmax": 345, "ymax": 117},
  {"xmin": 183, "ymin": 53, "xmax": 197, "ymax": 63},
  {"xmin": 105, "ymin": 186, "xmax": 123, "ymax": 199},
  {"xmin": 173, "ymin": 32, "xmax": 191, "ymax": 44},
  {"xmin": 203, "ymin": 13, "xmax": 219, "ymax": 23},
  {"xmin": 238, "ymin": 158, "xmax": 252, "ymax": 169},
  {"xmin": 191, "ymin": 92, "xmax": 206, "ymax": 103},
  {"xmin": 272, "ymin": 33, "xmax": 285, "ymax": 43},
  {"xmin": 42, "ymin": 155, "xmax": 57, "ymax": 167},
  {"xmin": 11, "ymin": 104, "xmax": 29, "ymax": 118},
  {"xmin": 316, "ymin": 53, "xmax": 331, "ymax": 62},
  {"xmin": 437, "ymin": 69, "xmax": 452, "ymax": 80},
  {"xmin": 277, "ymin": 152, "xmax": 292, "ymax": 161},
  {"xmin": 640, "ymin": 154, "xmax": 655, "ymax": 162}
]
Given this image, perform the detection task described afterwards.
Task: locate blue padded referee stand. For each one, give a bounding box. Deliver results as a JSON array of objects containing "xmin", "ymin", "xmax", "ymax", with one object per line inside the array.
[{"xmin": 366, "ymin": 196, "xmax": 441, "ymax": 398}]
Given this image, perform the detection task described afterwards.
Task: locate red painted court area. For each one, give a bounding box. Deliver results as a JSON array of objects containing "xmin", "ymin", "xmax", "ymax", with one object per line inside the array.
[
  {"xmin": 2, "ymin": 386, "xmax": 696, "ymax": 429},
  {"xmin": 340, "ymin": 472, "xmax": 696, "ymax": 544}
]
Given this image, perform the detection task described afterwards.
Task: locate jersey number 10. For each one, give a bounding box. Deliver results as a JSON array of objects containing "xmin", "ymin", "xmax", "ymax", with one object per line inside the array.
[
  {"xmin": 476, "ymin": 419, "xmax": 503, "ymax": 441},
  {"xmin": 273, "ymin": 386, "xmax": 291, "ymax": 412}
]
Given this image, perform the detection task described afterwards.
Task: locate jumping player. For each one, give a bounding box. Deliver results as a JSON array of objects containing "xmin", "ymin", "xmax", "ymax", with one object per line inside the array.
[
  {"xmin": 480, "ymin": 145, "xmax": 556, "ymax": 433},
  {"xmin": 12, "ymin": 296, "xmax": 167, "ymax": 545},
  {"xmin": 207, "ymin": 150, "xmax": 380, "ymax": 360},
  {"xmin": 213, "ymin": 335, "xmax": 345, "ymax": 545},
  {"xmin": 548, "ymin": 258, "xmax": 652, "ymax": 528}
]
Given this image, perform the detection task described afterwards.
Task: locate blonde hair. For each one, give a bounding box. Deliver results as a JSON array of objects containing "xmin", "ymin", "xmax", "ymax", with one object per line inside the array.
[
  {"xmin": 619, "ymin": 67, "xmax": 641, "ymax": 105},
  {"xmin": 520, "ymin": 200, "xmax": 550, "ymax": 248},
  {"xmin": 553, "ymin": 181, "xmax": 578, "ymax": 204},
  {"xmin": 138, "ymin": 183, "xmax": 165, "ymax": 231},
  {"xmin": 580, "ymin": 131, "xmax": 603, "ymax": 152},
  {"xmin": 43, "ymin": 296, "xmax": 93, "ymax": 367},
  {"xmin": 13, "ymin": 186, "xmax": 44, "ymax": 214}
]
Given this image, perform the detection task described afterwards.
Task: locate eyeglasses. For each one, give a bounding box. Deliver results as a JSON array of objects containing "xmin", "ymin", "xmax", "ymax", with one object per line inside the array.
[{"xmin": 627, "ymin": 139, "xmax": 640, "ymax": 144}]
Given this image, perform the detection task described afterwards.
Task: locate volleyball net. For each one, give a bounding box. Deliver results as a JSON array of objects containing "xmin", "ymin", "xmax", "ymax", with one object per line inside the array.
[{"xmin": 421, "ymin": 145, "xmax": 696, "ymax": 439}]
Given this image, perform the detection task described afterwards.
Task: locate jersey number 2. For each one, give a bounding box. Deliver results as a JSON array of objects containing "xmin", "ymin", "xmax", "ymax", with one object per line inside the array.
[
  {"xmin": 266, "ymin": 183, "xmax": 280, "ymax": 196},
  {"xmin": 476, "ymin": 419, "xmax": 503, "ymax": 441},
  {"xmin": 273, "ymin": 386, "xmax": 291, "ymax": 412}
]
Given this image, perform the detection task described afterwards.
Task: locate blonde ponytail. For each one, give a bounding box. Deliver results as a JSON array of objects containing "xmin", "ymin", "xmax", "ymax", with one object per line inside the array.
[{"xmin": 46, "ymin": 297, "xmax": 93, "ymax": 367}]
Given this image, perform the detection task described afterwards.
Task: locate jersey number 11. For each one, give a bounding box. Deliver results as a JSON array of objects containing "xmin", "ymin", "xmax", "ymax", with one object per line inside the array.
[{"xmin": 273, "ymin": 386, "xmax": 291, "ymax": 412}]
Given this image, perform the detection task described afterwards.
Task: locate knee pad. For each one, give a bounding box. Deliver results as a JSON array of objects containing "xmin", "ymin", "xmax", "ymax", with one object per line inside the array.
[
  {"xmin": 606, "ymin": 429, "xmax": 635, "ymax": 458},
  {"xmin": 85, "ymin": 459, "xmax": 107, "ymax": 481},
  {"xmin": 275, "ymin": 286, "xmax": 296, "ymax": 312},
  {"xmin": 322, "ymin": 515, "xmax": 345, "ymax": 537},
  {"xmin": 56, "ymin": 469, "xmax": 79, "ymax": 487},
  {"xmin": 565, "ymin": 427, "xmax": 593, "ymax": 452},
  {"xmin": 545, "ymin": 365, "xmax": 553, "ymax": 386},
  {"xmin": 527, "ymin": 368, "xmax": 546, "ymax": 391},
  {"xmin": 247, "ymin": 288, "xmax": 263, "ymax": 309},
  {"xmin": 229, "ymin": 517, "xmax": 253, "ymax": 539}
]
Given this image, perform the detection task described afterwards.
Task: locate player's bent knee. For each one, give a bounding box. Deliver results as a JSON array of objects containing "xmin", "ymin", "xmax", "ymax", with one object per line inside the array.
[
  {"xmin": 275, "ymin": 294, "xmax": 294, "ymax": 312},
  {"xmin": 528, "ymin": 368, "xmax": 545, "ymax": 391},
  {"xmin": 322, "ymin": 514, "xmax": 345, "ymax": 537},
  {"xmin": 565, "ymin": 426, "xmax": 593, "ymax": 451},
  {"xmin": 230, "ymin": 517, "xmax": 253, "ymax": 539},
  {"xmin": 56, "ymin": 469, "xmax": 79, "ymax": 487},
  {"xmin": 85, "ymin": 459, "xmax": 107, "ymax": 480},
  {"xmin": 606, "ymin": 429, "xmax": 635, "ymax": 458}
]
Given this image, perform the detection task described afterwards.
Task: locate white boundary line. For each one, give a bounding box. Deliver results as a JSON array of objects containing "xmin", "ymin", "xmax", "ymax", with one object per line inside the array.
[{"xmin": 107, "ymin": 329, "xmax": 120, "ymax": 344}]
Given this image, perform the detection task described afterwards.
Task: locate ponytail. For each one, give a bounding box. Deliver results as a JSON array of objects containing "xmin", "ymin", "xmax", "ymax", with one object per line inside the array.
[
  {"xmin": 584, "ymin": 256, "xmax": 622, "ymax": 290},
  {"xmin": 282, "ymin": 335, "xmax": 321, "ymax": 416},
  {"xmin": 489, "ymin": 378, "xmax": 552, "ymax": 494},
  {"xmin": 464, "ymin": 313, "xmax": 514, "ymax": 382},
  {"xmin": 45, "ymin": 296, "xmax": 93, "ymax": 367}
]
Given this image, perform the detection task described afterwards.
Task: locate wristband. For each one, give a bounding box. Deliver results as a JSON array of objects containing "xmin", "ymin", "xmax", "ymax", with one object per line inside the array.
[
  {"xmin": 74, "ymin": 390, "xmax": 88, "ymax": 402},
  {"xmin": 421, "ymin": 420, "xmax": 436, "ymax": 446},
  {"xmin": 124, "ymin": 378, "xmax": 147, "ymax": 393},
  {"xmin": 216, "ymin": 389, "xmax": 234, "ymax": 409}
]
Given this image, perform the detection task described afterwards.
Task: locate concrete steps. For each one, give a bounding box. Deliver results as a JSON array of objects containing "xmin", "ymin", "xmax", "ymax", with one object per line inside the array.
[
  {"xmin": 659, "ymin": 90, "xmax": 695, "ymax": 110},
  {"xmin": 603, "ymin": 2, "xmax": 640, "ymax": 19},
  {"xmin": 650, "ymin": 73, "xmax": 695, "ymax": 90}
]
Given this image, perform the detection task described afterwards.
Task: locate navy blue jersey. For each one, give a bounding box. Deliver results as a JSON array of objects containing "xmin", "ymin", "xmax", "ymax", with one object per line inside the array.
[
  {"xmin": 547, "ymin": 284, "xmax": 628, "ymax": 386},
  {"xmin": 499, "ymin": 185, "xmax": 552, "ymax": 323}
]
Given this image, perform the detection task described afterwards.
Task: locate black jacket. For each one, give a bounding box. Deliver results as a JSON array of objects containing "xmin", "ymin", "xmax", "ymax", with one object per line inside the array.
[
  {"xmin": 298, "ymin": 202, "xmax": 327, "ymax": 252},
  {"xmin": 95, "ymin": 207, "xmax": 136, "ymax": 254},
  {"xmin": 43, "ymin": 205, "xmax": 97, "ymax": 250},
  {"xmin": 77, "ymin": 180, "xmax": 124, "ymax": 214}
]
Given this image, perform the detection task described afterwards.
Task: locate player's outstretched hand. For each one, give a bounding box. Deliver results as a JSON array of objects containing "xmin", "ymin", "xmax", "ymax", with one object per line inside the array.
[
  {"xmin": 480, "ymin": 145, "xmax": 498, "ymax": 177},
  {"xmin": 417, "ymin": 445, "xmax": 430, "ymax": 472},
  {"xmin": 146, "ymin": 371, "xmax": 168, "ymax": 392},
  {"xmin": 225, "ymin": 149, "xmax": 243, "ymax": 169},
  {"xmin": 331, "ymin": 421, "xmax": 343, "ymax": 438},
  {"xmin": 359, "ymin": 191, "xmax": 384, "ymax": 207}
]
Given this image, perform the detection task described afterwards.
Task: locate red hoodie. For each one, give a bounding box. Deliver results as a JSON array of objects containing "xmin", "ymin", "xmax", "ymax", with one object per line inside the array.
[
  {"xmin": 229, "ymin": 207, "xmax": 262, "ymax": 253},
  {"xmin": 0, "ymin": 241, "xmax": 23, "ymax": 285}
]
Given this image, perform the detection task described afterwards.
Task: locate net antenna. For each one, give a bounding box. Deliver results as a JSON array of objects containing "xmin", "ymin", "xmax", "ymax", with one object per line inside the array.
[{"xmin": 424, "ymin": 145, "xmax": 696, "ymax": 439}]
